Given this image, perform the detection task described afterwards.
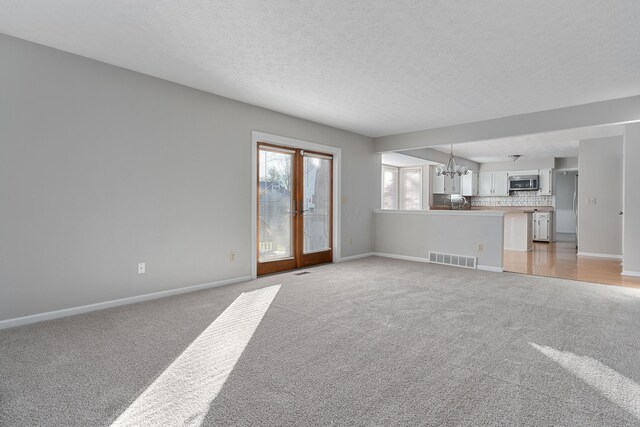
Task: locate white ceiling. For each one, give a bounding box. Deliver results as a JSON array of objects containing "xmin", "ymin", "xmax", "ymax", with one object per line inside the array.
[
  {"xmin": 1, "ymin": 1, "xmax": 639, "ymax": 137},
  {"xmin": 429, "ymin": 125, "xmax": 625, "ymax": 163}
]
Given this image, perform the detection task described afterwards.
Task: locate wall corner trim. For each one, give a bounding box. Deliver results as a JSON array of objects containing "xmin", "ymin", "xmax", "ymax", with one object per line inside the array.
[
  {"xmin": 338, "ymin": 253, "xmax": 375, "ymax": 262},
  {"xmin": 621, "ymin": 270, "xmax": 640, "ymax": 278},
  {"xmin": 0, "ymin": 275, "xmax": 252, "ymax": 330}
]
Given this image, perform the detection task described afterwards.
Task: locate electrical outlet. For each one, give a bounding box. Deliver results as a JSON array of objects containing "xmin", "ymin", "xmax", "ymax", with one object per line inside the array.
[
  {"xmin": 477, "ymin": 244, "xmax": 484, "ymax": 252},
  {"xmin": 137, "ymin": 262, "xmax": 146, "ymax": 274},
  {"xmin": 230, "ymin": 251, "xmax": 236, "ymax": 262}
]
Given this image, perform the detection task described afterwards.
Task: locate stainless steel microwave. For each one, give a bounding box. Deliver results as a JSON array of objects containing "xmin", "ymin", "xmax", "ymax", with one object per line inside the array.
[{"xmin": 508, "ymin": 175, "xmax": 539, "ymax": 191}]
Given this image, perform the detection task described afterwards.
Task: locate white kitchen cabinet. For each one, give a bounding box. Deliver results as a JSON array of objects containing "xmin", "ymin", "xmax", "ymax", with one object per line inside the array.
[
  {"xmin": 443, "ymin": 174, "xmax": 461, "ymax": 195},
  {"xmin": 478, "ymin": 171, "xmax": 508, "ymax": 196},
  {"xmin": 493, "ymin": 172, "xmax": 509, "ymax": 196},
  {"xmin": 432, "ymin": 168, "xmax": 445, "ymax": 194},
  {"xmin": 433, "ymin": 168, "xmax": 461, "ymax": 195},
  {"xmin": 538, "ymin": 169, "xmax": 552, "ymax": 195},
  {"xmin": 462, "ymin": 171, "xmax": 478, "ymax": 196},
  {"xmin": 478, "ymin": 172, "xmax": 493, "ymax": 196},
  {"xmin": 533, "ymin": 212, "xmax": 551, "ymax": 242}
]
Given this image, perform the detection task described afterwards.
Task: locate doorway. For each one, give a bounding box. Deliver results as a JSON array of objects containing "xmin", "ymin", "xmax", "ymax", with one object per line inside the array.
[
  {"xmin": 554, "ymin": 170, "xmax": 578, "ymax": 245},
  {"xmin": 257, "ymin": 143, "xmax": 333, "ymax": 276}
]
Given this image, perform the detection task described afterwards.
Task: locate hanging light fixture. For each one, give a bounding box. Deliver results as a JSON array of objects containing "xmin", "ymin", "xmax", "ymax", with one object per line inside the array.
[{"xmin": 436, "ymin": 144, "xmax": 469, "ymax": 177}]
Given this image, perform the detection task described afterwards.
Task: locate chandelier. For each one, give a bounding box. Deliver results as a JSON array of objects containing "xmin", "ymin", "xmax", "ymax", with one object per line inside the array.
[{"xmin": 436, "ymin": 145, "xmax": 469, "ymax": 177}]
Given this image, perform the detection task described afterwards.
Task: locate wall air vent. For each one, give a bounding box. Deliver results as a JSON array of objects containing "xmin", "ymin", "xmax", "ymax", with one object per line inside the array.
[{"xmin": 428, "ymin": 252, "xmax": 477, "ymax": 269}]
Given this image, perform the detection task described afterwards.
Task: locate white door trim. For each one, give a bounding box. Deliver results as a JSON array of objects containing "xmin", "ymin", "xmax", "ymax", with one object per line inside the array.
[{"xmin": 251, "ymin": 131, "xmax": 341, "ymax": 279}]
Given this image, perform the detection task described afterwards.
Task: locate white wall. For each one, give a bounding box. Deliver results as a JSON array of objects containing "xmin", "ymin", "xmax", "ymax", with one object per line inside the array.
[
  {"xmin": 623, "ymin": 123, "xmax": 640, "ymax": 275},
  {"xmin": 0, "ymin": 34, "xmax": 378, "ymax": 322},
  {"xmin": 374, "ymin": 210, "xmax": 504, "ymax": 270},
  {"xmin": 479, "ymin": 157, "xmax": 555, "ymax": 172},
  {"xmin": 555, "ymin": 171, "xmax": 577, "ymax": 234},
  {"xmin": 577, "ymin": 137, "xmax": 623, "ymax": 257},
  {"xmin": 555, "ymin": 157, "xmax": 578, "ymax": 170}
]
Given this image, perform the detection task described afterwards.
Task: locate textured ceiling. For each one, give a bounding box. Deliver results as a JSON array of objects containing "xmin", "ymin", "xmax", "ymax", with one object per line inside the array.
[
  {"xmin": 429, "ymin": 125, "xmax": 625, "ymax": 163},
  {"xmin": 1, "ymin": 1, "xmax": 639, "ymax": 137}
]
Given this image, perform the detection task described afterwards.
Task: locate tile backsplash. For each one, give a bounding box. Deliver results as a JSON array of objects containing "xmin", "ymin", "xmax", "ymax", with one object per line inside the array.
[{"xmin": 471, "ymin": 192, "xmax": 554, "ymax": 207}]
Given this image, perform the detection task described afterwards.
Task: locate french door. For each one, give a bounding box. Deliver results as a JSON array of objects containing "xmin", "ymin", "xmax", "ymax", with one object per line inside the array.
[{"xmin": 257, "ymin": 143, "xmax": 333, "ymax": 276}]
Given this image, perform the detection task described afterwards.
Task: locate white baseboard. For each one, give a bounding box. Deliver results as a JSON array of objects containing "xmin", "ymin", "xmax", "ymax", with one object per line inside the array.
[
  {"xmin": 622, "ymin": 270, "xmax": 640, "ymax": 278},
  {"xmin": 373, "ymin": 252, "xmax": 504, "ymax": 272},
  {"xmin": 478, "ymin": 265, "xmax": 504, "ymax": 273},
  {"xmin": 338, "ymin": 252, "xmax": 375, "ymax": 262},
  {"xmin": 577, "ymin": 252, "xmax": 622, "ymax": 260},
  {"xmin": 0, "ymin": 275, "xmax": 252, "ymax": 330},
  {"xmin": 372, "ymin": 252, "xmax": 431, "ymax": 263}
]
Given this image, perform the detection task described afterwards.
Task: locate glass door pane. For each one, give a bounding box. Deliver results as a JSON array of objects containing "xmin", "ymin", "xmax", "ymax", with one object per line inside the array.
[
  {"xmin": 258, "ymin": 147, "xmax": 294, "ymax": 262},
  {"xmin": 303, "ymin": 154, "xmax": 331, "ymax": 254}
]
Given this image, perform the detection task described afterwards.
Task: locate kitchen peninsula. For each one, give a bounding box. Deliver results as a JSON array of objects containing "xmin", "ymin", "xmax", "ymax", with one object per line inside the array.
[{"xmin": 471, "ymin": 206, "xmax": 554, "ymax": 251}]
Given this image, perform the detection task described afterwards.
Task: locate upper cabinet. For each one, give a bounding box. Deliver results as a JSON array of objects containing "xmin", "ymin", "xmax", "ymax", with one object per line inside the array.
[
  {"xmin": 432, "ymin": 168, "xmax": 461, "ymax": 195},
  {"xmin": 493, "ymin": 172, "xmax": 509, "ymax": 196},
  {"xmin": 444, "ymin": 174, "xmax": 461, "ymax": 195},
  {"xmin": 462, "ymin": 171, "xmax": 478, "ymax": 196},
  {"xmin": 432, "ymin": 168, "xmax": 445, "ymax": 194},
  {"xmin": 475, "ymin": 168, "xmax": 554, "ymax": 197},
  {"xmin": 478, "ymin": 172, "xmax": 493, "ymax": 196},
  {"xmin": 538, "ymin": 169, "xmax": 552, "ymax": 195},
  {"xmin": 478, "ymin": 171, "xmax": 508, "ymax": 196}
]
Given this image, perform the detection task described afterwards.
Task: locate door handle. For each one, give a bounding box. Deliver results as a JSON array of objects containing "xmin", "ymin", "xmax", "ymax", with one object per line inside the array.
[{"xmin": 619, "ymin": 211, "xmax": 624, "ymax": 215}]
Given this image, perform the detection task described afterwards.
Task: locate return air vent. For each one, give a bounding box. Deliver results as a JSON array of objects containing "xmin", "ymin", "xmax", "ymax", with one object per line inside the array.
[
  {"xmin": 294, "ymin": 271, "xmax": 311, "ymax": 276},
  {"xmin": 428, "ymin": 252, "xmax": 477, "ymax": 269}
]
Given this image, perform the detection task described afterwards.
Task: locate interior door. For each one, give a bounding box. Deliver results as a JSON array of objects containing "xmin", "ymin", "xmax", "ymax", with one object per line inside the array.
[{"xmin": 257, "ymin": 144, "xmax": 333, "ymax": 275}]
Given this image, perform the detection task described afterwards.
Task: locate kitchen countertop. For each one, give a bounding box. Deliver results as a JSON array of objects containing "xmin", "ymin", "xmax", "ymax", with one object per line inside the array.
[
  {"xmin": 470, "ymin": 206, "xmax": 554, "ymax": 213},
  {"xmin": 430, "ymin": 205, "xmax": 553, "ymax": 212}
]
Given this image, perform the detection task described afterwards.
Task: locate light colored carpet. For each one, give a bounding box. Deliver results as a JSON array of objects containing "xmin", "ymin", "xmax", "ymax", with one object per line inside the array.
[{"xmin": 2, "ymin": 257, "xmax": 640, "ymax": 426}]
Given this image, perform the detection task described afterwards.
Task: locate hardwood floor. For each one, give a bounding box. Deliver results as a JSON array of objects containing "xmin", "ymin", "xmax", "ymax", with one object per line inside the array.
[{"xmin": 504, "ymin": 242, "xmax": 640, "ymax": 289}]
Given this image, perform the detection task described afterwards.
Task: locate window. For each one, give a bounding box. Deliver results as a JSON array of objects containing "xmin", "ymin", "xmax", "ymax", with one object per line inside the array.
[
  {"xmin": 381, "ymin": 165, "xmax": 422, "ymax": 210},
  {"xmin": 382, "ymin": 165, "xmax": 398, "ymax": 209},
  {"xmin": 399, "ymin": 167, "xmax": 422, "ymax": 210}
]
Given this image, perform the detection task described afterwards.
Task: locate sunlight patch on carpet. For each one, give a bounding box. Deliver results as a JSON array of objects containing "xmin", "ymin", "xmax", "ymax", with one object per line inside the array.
[
  {"xmin": 530, "ymin": 342, "xmax": 640, "ymax": 420},
  {"xmin": 111, "ymin": 285, "xmax": 281, "ymax": 427}
]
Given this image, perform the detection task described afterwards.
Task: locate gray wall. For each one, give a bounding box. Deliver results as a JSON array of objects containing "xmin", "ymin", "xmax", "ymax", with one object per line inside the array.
[
  {"xmin": 623, "ymin": 123, "xmax": 640, "ymax": 274},
  {"xmin": 374, "ymin": 211, "xmax": 504, "ymax": 269},
  {"xmin": 479, "ymin": 157, "xmax": 555, "ymax": 172},
  {"xmin": 0, "ymin": 35, "xmax": 378, "ymax": 321},
  {"xmin": 374, "ymin": 96, "xmax": 640, "ymax": 152},
  {"xmin": 577, "ymin": 137, "xmax": 623, "ymax": 257},
  {"xmin": 396, "ymin": 148, "xmax": 479, "ymax": 172},
  {"xmin": 555, "ymin": 171, "xmax": 578, "ymax": 234}
]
